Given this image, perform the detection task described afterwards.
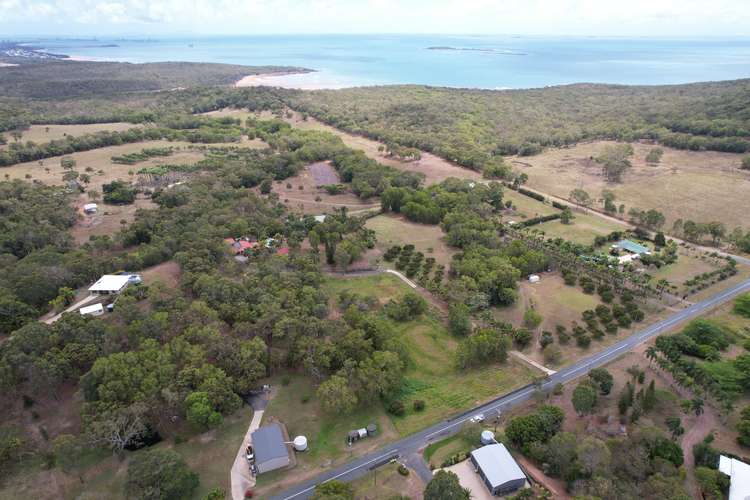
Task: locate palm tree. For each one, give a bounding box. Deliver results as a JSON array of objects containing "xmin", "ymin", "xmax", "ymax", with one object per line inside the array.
[{"xmin": 691, "ymin": 398, "xmax": 704, "ymax": 417}]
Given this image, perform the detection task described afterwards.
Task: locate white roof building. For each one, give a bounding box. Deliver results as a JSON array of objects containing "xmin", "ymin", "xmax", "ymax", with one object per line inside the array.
[
  {"xmin": 88, "ymin": 275, "xmax": 131, "ymax": 295},
  {"xmin": 470, "ymin": 443, "xmax": 526, "ymax": 496},
  {"xmin": 313, "ymin": 215, "xmax": 327, "ymax": 223},
  {"xmin": 80, "ymin": 303, "xmax": 104, "ymax": 316},
  {"xmin": 719, "ymin": 455, "xmax": 750, "ymax": 500},
  {"xmin": 83, "ymin": 203, "xmax": 98, "ymax": 213}
]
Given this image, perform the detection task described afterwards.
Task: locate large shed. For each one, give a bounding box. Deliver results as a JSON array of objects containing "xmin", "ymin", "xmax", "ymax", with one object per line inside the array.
[
  {"xmin": 88, "ymin": 275, "xmax": 131, "ymax": 295},
  {"xmin": 470, "ymin": 443, "xmax": 526, "ymax": 496},
  {"xmin": 251, "ymin": 423, "xmax": 291, "ymax": 474},
  {"xmin": 614, "ymin": 239, "xmax": 650, "ymax": 255}
]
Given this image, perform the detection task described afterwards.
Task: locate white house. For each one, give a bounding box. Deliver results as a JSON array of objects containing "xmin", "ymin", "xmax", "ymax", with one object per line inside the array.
[
  {"xmin": 719, "ymin": 455, "xmax": 750, "ymax": 500},
  {"xmin": 80, "ymin": 303, "xmax": 104, "ymax": 317},
  {"xmin": 88, "ymin": 275, "xmax": 131, "ymax": 295}
]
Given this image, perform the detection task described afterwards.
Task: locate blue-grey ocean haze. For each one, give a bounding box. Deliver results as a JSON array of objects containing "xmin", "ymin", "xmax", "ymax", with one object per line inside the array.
[{"xmin": 26, "ymin": 34, "xmax": 750, "ymax": 89}]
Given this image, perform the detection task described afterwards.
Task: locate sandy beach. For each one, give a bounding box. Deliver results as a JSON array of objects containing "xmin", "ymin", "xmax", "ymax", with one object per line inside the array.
[{"xmin": 235, "ymin": 70, "xmax": 359, "ymax": 90}]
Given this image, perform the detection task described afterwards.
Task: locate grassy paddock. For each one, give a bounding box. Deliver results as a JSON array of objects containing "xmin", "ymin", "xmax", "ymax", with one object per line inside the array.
[
  {"xmin": 366, "ymin": 214, "xmax": 456, "ymax": 269},
  {"xmin": 323, "ymin": 274, "xmax": 536, "ymax": 436}
]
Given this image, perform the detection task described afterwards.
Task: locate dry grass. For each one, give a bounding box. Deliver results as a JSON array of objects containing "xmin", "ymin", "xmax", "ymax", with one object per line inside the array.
[
  {"xmin": 274, "ymin": 163, "xmax": 380, "ymax": 215},
  {"xmin": 350, "ymin": 462, "xmax": 426, "ymax": 499},
  {"xmin": 518, "ymin": 140, "xmax": 750, "ymax": 231},
  {"xmin": 3, "ymin": 122, "xmax": 139, "ymax": 146},
  {"xmin": 366, "ymin": 213, "xmax": 456, "ymax": 269}
]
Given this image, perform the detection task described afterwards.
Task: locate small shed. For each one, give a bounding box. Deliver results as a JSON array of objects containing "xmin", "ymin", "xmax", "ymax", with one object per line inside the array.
[
  {"xmin": 470, "ymin": 443, "xmax": 526, "ymax": 496},
  {"xmin": 528, "ymin": 274, "xmax": 540, "ymax": 283},
  {"xmin": 83, "ymin": 203, "xmax": 98, "ymax": 214},
  {"xmin": 313, "ymin": 215, "xmax": 327, "ymax": 223},
  {"xmin": 366, "ymin": 424, "xmax": 377, "ymax": 436},
  {"xmin": 80, "ymin": 303, "xmax": 104, "ymax": 317},
  {"xmin": 251, "ymin": 423, "xmax": 291, "ymax": 474},
  {"xmin": 88, "ymin": 275, "xmax": 131, "ymax": 295}
]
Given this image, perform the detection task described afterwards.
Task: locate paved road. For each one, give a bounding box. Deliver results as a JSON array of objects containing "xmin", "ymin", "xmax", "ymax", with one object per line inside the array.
[{"xmin": 270, "ymin": 276, "xmax": 750, "ymax": 500}]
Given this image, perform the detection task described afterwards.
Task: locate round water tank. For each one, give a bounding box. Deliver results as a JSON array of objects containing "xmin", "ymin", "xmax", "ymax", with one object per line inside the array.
[
  {"xmin": 293, "ymin": 435, "xmax": 308, "ymax": 452},
  {"xmin": 480, "ymin": 430, "xmax": 495, "ymax": 445}
]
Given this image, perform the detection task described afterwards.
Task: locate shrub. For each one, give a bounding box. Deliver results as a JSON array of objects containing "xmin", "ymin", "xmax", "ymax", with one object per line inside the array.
[
  {"xmin": 388, "ymin": 400, "xmax": 406, "ymax": 416},
  {"xmin": 397, "ymin": 464, "xmax": 410, "ymax": 476},
  {"xmin": 413, "ymin": 400, "xmax": 426, "ymax": 412}
]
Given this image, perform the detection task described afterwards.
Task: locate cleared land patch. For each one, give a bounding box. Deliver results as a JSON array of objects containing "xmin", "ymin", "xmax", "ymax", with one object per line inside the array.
[
  {"xmin": 366, "ymin": 213, "xmax": 456, "ymax": 269},
  {"xmin": 274, "ymin": 162, "xmax": 379, "ymax": 214},
  {"xmin": 3, "ymin": 122, "xmax": 139, "ymax": 145},
  {"xmin": 518, "ymin": 140, "xmax": 750, "ymax": 231}
]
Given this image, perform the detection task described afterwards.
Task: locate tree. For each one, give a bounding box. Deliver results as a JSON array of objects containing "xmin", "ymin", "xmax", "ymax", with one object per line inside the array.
[
  {"xmin": 576, "ymin": 436, "xmax": 611, "ymax": 476},
  {"xmin": 741, "ymin": 155, "xmax": 750, "ymax": 170},
  {"xmin": 646, "ymin": 148, "xmax": 664, "ymax": 164},
  {"xmin": 448, "ymin": 303, "xmax": 472, "ymax": 336},
  {"xmin": 642, "ymin": 380, "xmax": 657, "ymax": 412},
  {"xmin": 317, "ymin": 375, "xmax": 357, "ymax": 414},
  {"xmin": 125, "ymin": 449, "xmax": 199, "ymax": 500},
  {"xmin": 572, "ymin": 381, "xmax": 597, "ymax": 415},
  {"xmin": 665, "ymin": 416, "xmax": 684, "ymax": 439},
  {"xmin": 695, "ymin": 466, "xmax": 727, "ymax": 500},
  {"xmin": 588, "ymin": 368, "xmax": 614, "ymax": 395},
  {"xmin": 654, "ymin": 232, "xmax": 666, "ymax": 247},
  {"xmin": 424, "ymin": 470, "xmax": 470, "ymax": 500},
  {"xmin": 569, "ymin": 189, "xmax": 592, "ymax": 210},
  {"xmin": 596, "ymin": 144, "xmax": 634, "ymax": 182},
  {"xmin": 560, "ymin": 207, "xmax": 573, "ymax": 224},
  {"xmin": 312, "ymin": 480, "xmax": 354, "ymax": 500},
  {"xmin": 259, "ymin": 178, "xmax": 273, "ymax": 194},
  {"xmin": 86, "ymin": 403, "xmax": 149, "ymax": 454},
  {"xmin": 185, "ymin": 392, "xmax": 223, "ymax": 430},
  {"xmin": 691, "ymin": 397, "xmax": 704, "ymax": 417},
  {"xmin": 523, "ymin": 308, "xmax": 543, "ymax": 329}
]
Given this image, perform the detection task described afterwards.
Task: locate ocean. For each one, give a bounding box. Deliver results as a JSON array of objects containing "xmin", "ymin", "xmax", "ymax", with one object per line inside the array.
[{"xmin": 28, "ymin": 35, "xmax": 750, "ymax": 89}]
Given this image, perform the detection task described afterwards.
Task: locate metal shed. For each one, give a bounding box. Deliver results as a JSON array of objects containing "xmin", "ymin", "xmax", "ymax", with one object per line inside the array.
[
  {"xmin": 470, "ymin": 443, "xmax": 526, "ymax": 496},
  {"xmin": 251, "ymin": 423, "xmax": 291, "ymax": 474}
]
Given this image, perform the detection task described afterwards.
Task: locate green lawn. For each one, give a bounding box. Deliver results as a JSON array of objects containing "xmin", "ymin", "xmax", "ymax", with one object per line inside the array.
[
  {"xmin": 503, "ymin": 190, "xmax": 559, "ymax": 219},
  {"xmin": 535, "ymin": 211, "xmax": 622, "ymax": 245},
  {"xmin": 366, "ymin": 214, "xmax": 456, "ymax": 268},
  {"xmin": 324, "ymin": 274, "xmax": 537, "ymax": 436},
  {"xmin": 350, "ymin": 462, "xmax": 424, "ymax": 499},
  {"xmin": 423, "ymin": 432, "xmax": 478, "ymax": 468}
]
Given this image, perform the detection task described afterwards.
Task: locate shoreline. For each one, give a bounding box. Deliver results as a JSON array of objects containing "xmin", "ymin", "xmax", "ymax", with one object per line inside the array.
[{"xmin": 235, "ymin": 70, "xmax": 363, "ymax": 90}]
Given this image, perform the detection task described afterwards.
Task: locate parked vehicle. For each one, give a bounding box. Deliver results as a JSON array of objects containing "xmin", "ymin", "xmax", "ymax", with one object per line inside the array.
[{"xmin": 469, "ymin": 413, "xmax": 485, "ymax": 424}]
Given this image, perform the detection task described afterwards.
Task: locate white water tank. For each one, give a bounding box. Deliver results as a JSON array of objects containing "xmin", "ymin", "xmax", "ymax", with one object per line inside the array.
[
  {"xmin": 480, "ymin": 430, "xmax": 495, "ymax": 445},
  {"xmin": 293, "ymin": 435, "xmax": 308, "ymax": 452}
]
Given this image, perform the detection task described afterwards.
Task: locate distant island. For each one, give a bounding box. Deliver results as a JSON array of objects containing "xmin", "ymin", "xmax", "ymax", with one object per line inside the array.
[{"xmin": 426, "ymin": 46, "xmax": 526, "ymax": 56}]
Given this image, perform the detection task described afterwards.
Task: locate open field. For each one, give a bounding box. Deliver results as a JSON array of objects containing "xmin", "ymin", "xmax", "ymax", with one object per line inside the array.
[
  {"xmin": 535, "ymin": 209, "xmax": 623, "ymax": 245},
  {"xmin": 518, "ymin": 140, "xmax": 750, "ymax": 231},
  {"xmin": 274, "ymin": 162, "xmax": 380, "ymax": 215},
  {"xmin": 649, "ymin": 248, "xmax": 724, "ymax": 295},
  {"xmin": 0, "ymin": 122, "xmax": 140, "ymax": 147},
  {"xmin": 253, "ymin": 374, "xmax": 398, "ymax": 498},
  {"xmin": 350, "ymin": 461, "xmax": 426, "ymax": 499},
  {"xmin": 366, "ymin": 213, "xmax": 456, "ymax": 269},
  {"xmin": 323, "ymin": 274, "xmax": 537, "ymax": 436}
]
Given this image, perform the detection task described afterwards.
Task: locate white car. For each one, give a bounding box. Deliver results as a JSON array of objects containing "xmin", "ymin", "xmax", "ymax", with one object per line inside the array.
[{"xmin": 469, "ymin": 413, "xmax": 485, "ymax": 424}]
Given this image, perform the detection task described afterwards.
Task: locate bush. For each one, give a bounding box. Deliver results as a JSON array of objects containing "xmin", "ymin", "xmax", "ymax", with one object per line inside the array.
[
  {"xmin": 102, "ymin": 180, "xmax": 136, "ymax": 204},
  {"xmin": 388, "ymin": 400, "xmax": 406, "ymax": 416},
  {"xmin": 413, "ymin": 400, "xmax": 426, "ymax": 412},
  {"xmin": 735, "ymin": 293, "xmax": 750, "ymax": 318},
  {"xmin": 397, "ymin": 464, "xmax": 410, "ymax": 476}
]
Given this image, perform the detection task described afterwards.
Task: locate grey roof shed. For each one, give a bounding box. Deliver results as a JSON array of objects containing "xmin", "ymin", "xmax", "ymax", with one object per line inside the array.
[
  {"xmin": 470, "ymin": 443, "xmax": 526, "ymax": 495},
  {"xmin": 251, "ymin": 423, "xmax": 291, "ymax": 474}
]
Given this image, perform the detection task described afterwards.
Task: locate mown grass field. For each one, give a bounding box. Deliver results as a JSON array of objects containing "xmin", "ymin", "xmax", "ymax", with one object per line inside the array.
[
  {"xmin": 323, "ymin": 274, "xmax": 537, "ymax": 436},
  {"xmin": 350, "ymin": 461, "xmax": 426, "ymax": 499},
  {"xmin": 366, "ymin": 213, "xmax": 456, "ymax": 269},
  {"xmin": 535, "ymin": 210, "xmax": 623, "ymax": 245}
]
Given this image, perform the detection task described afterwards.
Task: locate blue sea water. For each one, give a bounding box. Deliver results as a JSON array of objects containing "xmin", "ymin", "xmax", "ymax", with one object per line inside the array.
[{"xmin": 30, "ymin": 34, "xmax": 750, "ymax": 89}]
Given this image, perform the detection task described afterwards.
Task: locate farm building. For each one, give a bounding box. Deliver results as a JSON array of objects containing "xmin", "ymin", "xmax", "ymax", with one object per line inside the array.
[
  {"xmin": 719, "ymin": 455, "xmax": 750, "ymax": 500},
  {"xmin": 314, "ymin": 215, "xmax": 327, "ymax": 223},
  {"xmin": 83, "ymin": 203, "xmax": 98, "ymax": 214},
  {"xmin": 79, "ymin": 303, "xmax": 104, "ymax": 317},
  {"xmin": 88, "ymin": 275, "xmax": 131, "ymax": 295},
  {"xmin": 470, "ymin": 443, "xmax": 526, "ymax": 496},
  {"xmin": 613, "ymin": 239, "xmax": 650, "ymax": 255},
  {"xmin": 251, "ymin": 423, "xmax": 291, "ymax": 474},
  {"xmin": 225, "ymin": 238, "xmax": 258, "ymax": 255}
]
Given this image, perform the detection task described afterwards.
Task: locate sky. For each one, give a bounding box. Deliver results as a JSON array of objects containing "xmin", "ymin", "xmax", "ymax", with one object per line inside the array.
[{"xmin": 1, "ymin": 0, "xmax": 749, "ymax": 37}]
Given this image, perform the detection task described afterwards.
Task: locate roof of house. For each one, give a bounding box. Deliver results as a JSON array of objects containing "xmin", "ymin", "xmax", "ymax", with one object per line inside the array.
[
  {"xmin": 470, "ymin": 443, "xmax": 526, "ymax": 488},
  {"xmin": 88, "ymin": 275, "xmax": 131, "ymax": 292},
  {"xmin": 276, "ymin": 247, "xmax": 289, "ymax": 255},
  {"xmin": 251, "ymin": 424, "xmax": 289, "ymax": 464},
  {"xmin": 237, "ymin": 241, "xmax": 256, "ymax": 251},
  {"xmin": 615, "ymin": 240, "xmax": 650, "ymax": 254},
  {"xmin": 719, "ymin": 455, "xmax": 750, "ymax": 500},
  {"xmin": 83, "ymin": 203, "xmax": 98, "ymax": 210},
  {"xmin": 80, "ymin": 303, "xmax": 104, "ymax": 315}
]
